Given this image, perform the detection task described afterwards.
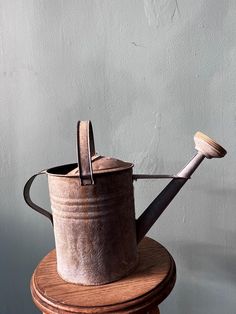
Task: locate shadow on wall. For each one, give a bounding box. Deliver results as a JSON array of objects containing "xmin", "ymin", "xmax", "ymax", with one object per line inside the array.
[
  {"xmin": 0, "ymin": 215, "xmax": 54, "ymax": 314},
  {"xmin": 164, "ymin": 233, "xmax": 236, "ymax": 313},
  {"xmin": 180, "ymin": 238, "xmax": 236, "ymax": 285}
]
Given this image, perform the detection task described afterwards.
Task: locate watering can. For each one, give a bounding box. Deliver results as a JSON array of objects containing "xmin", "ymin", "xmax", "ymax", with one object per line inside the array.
[{"xmin": 23, "ymin": 121, "xmax": 226, "ymax": 285}]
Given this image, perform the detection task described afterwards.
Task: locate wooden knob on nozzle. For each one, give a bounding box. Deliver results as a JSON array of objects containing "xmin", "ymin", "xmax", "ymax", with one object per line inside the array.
[{"xmin": 194, "ymin": 131, "xmax": 227, "ymax": 159}]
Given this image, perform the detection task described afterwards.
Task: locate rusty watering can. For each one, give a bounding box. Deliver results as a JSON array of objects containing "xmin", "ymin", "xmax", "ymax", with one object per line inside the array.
[{"xmin": 23, "ymin": 121, "xmax": 226, "ymax": 285}]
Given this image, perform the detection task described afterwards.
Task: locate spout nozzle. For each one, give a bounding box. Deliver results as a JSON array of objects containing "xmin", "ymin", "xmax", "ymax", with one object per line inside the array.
[{"xmin": 194, "ymin": 132, "xmax": 227, "ymax": 159}]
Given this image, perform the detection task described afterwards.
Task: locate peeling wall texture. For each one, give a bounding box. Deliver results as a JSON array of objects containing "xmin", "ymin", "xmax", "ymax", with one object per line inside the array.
[{"xmin": 0, "ymin": 1, "xmax": 235, "ymax": 313}]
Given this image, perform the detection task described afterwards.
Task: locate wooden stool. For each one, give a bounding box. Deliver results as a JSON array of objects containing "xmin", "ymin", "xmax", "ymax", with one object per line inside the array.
[{"xmin": 31, "ymin": 237, "xmax": 176, "ymax": 314}]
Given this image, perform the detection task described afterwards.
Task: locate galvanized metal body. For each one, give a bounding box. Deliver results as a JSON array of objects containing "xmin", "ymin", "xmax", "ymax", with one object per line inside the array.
[
  {"xmin": 23, "ymin": 121, "xmax": 227, "ymax": 285},
  {"xmin": 47, "ymin": 164, "xmax": 138, "ymax": 285}
]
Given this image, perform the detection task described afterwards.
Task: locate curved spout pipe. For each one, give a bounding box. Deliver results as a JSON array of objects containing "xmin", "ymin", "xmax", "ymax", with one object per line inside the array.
[
  {"xmin": 136, "ymin": 153, "xmax": 204, "ymax": 243},
  {"xmin": 136, "ymin": 177, "xmax": 187, "ymax": 243},
  {"xmin": 136, "ymin": 131, "xmax": 227, "ymax": 244}
]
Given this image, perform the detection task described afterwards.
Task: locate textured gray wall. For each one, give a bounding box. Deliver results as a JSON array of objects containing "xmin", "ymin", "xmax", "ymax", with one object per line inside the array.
[{"xmin": 0, "ymin": 1, "xmax": 235, "ymax": 313}]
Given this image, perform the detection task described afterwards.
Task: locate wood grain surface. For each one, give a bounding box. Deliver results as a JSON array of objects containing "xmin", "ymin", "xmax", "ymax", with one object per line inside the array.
[{"xmin": 31, "ymin": 237, "xmax": 176, "ymax": 313}]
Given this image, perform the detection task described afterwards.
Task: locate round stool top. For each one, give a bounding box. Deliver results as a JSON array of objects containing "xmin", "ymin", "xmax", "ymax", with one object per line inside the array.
[{"xmin": 31, "ymin": 237, "xmax": 176, "ymax": 313}]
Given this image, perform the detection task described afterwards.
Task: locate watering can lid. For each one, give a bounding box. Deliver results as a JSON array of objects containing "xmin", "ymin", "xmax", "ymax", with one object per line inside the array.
[
  {"xmin": 67, "ymin": 155, "xmax": 133, "ymax": 176},
  {"xmin": 91, "ymin": 155, "xmax": 133, "ymax": 173},
  {"xmin": 67, "ymin": 121, "xmax": 133, "ymax": 179}
]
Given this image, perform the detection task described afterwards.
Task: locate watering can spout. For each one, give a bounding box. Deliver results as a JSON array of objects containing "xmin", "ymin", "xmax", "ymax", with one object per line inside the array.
[{"xmin": 135, "ymin": 131, "xmax": 227, "ymax": 243}]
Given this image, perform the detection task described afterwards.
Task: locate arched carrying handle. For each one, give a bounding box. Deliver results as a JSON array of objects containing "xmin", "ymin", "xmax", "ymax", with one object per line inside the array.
[
  {"xmin": 77, "ymin": 121, "xmax": 96, "ymax": 185},
  {"xmin": 23, "ymin": 170, "xmax": 53, "ymax": 224}
]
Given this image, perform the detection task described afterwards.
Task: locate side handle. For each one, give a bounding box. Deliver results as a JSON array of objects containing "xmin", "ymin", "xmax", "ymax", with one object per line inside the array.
[{"xmin": 23, "ymin": 170, "xmax": 53, "ymax": 225}]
